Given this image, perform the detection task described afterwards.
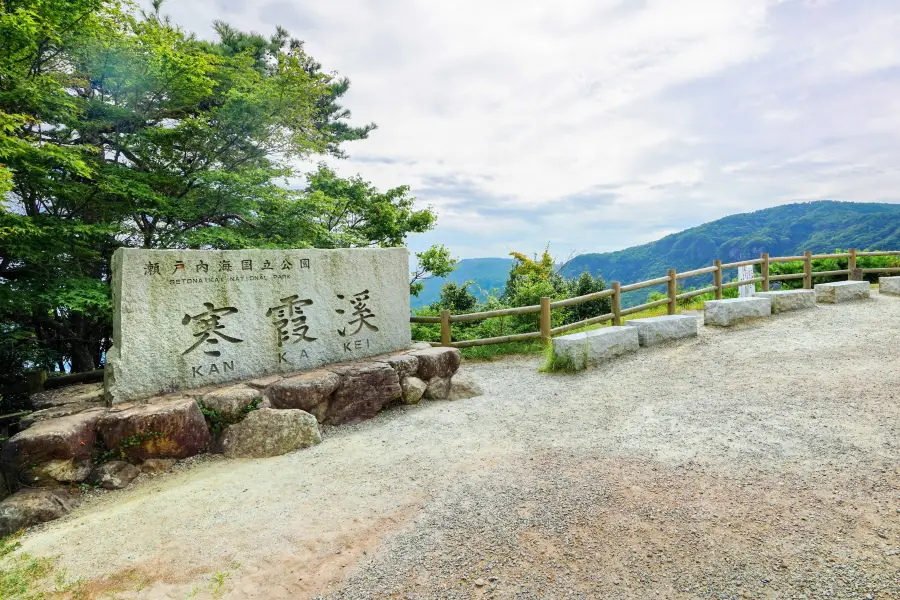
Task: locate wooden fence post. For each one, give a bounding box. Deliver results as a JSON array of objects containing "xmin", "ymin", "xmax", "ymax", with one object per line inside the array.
[
  {"xmin": 848, "ymin": 248, "xmax": 858, "ymax": 280},
  {"xmin": 667, "ymin": 269, "xmax": 677, "ymax": 315},
  {"xmin": 440, "ymin": 309, "xmax": 452, "ymax": 347},
  {"xmin": 761, "ymin": 253, "xmax": 770, "ymax": 291},
  {"xmin": 539, "ymin": 296, "xmax": 551, "ymax": 346},
  {"xmin": 713, "ymin": 260, "xmax": 723, "ymax": 300},
  {"xmin": 803, "ymin": 251, "xmax": 813, "ymax": 289},
  {"xmin": 612, "ymin": 282, "xmax": 622, "ymax": 326}
]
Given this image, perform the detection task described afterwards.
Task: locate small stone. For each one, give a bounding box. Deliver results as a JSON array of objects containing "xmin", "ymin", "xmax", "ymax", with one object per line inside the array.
[
  {"xmin": 90, "ymin": 460, "xmax": 141, "ymax": 490},
  {"xmin": 474, "ymin": 578, "xmax": 486, "ymax": 587},
  {"xmin": 400, "ymin": 376, "xmax": 427, "ymax": 405}
]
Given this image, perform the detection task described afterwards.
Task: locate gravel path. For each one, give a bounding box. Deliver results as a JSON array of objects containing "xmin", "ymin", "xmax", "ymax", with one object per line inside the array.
[{"xmin": 18, "ymin": 292, "xmax": 900, "ymax": 599}]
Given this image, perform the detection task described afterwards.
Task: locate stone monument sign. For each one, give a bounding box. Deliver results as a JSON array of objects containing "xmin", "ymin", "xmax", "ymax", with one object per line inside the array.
[{"xmin": 105, "ymin": 248, "xmax": 411, "ymax": 402}]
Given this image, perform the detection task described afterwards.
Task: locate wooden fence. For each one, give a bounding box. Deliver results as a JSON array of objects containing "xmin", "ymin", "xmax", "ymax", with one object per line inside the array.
[{"xmin": 410, "ymin": 248, "xmax": 900, "ymax": 349}]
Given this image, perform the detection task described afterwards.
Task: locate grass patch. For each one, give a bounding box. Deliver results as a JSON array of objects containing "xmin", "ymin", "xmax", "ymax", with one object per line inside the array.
[
  {"xmin": 0, "ymin": 531, "xmax": 84, "ymax": 599},
  {"xmin": 539, "ymin": 344, "xmax": 579, "ymax": 374},
  {"xmin": 459, "ymin": 338, "xmax": 544, "ymax": 361}
]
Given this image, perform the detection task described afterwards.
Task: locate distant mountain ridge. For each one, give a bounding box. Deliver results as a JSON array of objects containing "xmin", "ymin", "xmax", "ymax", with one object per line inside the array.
[{"xmin": 411, "ymin": 201, "xmax": 900, "ymax": 308}]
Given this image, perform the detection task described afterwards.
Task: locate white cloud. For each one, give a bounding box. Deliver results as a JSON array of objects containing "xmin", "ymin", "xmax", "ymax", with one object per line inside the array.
[{"xmin": 151, "ymin": 0, "xmax": 900, "ymax": 257}]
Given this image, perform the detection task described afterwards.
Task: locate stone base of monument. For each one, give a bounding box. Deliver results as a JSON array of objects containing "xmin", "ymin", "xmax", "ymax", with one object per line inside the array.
[
  {"xmin": 814, "ymin": 280, "xmax": 871, "ymax": 303},
  {"xmin": 0, "ymin": 345, "xmax": 484, "ymax": 535},
  {"xmin": 752, "ymin": 289, "xmax": 816, "ymax": 313},
  {"xmin": 703, "ymin": 297, "xmax": 771, "ymax": 327},
  {"xmin": 879, "ymin": 276, "xmax": 900, "ymax": 296},
  {"xmin": 551, "ymin": 327, "xmax": 638, "ymax": 371},
  {"xmin": 624, "ymin": 314, "xmax": 698, "ymax": 346}
]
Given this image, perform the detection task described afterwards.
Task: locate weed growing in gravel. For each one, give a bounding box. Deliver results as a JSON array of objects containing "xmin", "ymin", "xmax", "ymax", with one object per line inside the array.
[
  {"xmin": 0, "ymin": 531, "xmax": 83, "ymax": 599},
  {"xmin": 540, "ymin": 346, "xmax": 580, "ymax": 373}
]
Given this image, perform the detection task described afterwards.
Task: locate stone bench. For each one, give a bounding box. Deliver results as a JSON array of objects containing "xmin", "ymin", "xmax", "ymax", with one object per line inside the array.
[
  {"xmin": 752, "ymin": 289, "xmax": 816, "ymax": 313},
  {"xmin": 814, "ymin": 280, "xmax": 871, "ymax": 303},
  {"xmin": 624, "ymin": 315, "xmax": 698, "ymax": 346},
  {"xmin": 551, "ymin": 326, "xmax": 638, "ymax": 371},
  {"xmin": 703, "ymin": 297, "xmax": 771, "ymax": 327},
  {"xmin": 879, "ymin": 276, "xmax": 900, "ymax": 296}
]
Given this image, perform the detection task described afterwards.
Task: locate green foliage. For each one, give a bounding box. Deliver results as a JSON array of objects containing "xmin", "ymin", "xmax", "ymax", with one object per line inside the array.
[
  {"xmin": 198, "ymin": 397, "xmax": 261, "ymax": 436},
  {"xmin": 430, "ymin": 281, "xmax": 478, "ymax": 313},
  {"xmin": 412, "ymin": 247, "xmax": 611, "ymax": 353},
  {"xmin": 565, "ymin": 271, "xmax": 611, "ymax": 322},
  {"xmin": 0, "ymin": 0, "xmax": 438, "ymax": 377}
]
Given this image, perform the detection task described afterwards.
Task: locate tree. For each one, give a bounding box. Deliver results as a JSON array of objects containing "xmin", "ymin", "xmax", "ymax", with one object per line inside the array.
[
  {"xmin": 430, "ymin": 281, "xmax": 478, "ymax": 314},
  {"xmin": 564, "ymin": 271, "xmax": 610, "ymax": 324},
  {"xmin": 0, "ymin": 0, "xmax": 441, "ymax": 375},
  {"xmin": 409, "ymin": 244, "xmax": 457, "ymax": 296}
]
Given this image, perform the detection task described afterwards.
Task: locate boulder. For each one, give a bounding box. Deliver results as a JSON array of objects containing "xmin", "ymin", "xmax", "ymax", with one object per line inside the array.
[
  {"xmin": 31, "ymin": 383, "xmax": 105, "ymax": 410},
  {"xmin": 199, "ymin": 385, "xmax": 261, "ymax": 421},
  {"xmin": 624, "ymin": 314, "xmax": 699, "ymax": 346},
  {"xmin": 97, "ymin": 397, "xmax": 211, "ymax": 461},
  {"xmin": 0, "ymin": 409, "xmax": 103, "ymax": 487},
  {"xmin": 814, "ymin": 280, "xmax": 871, "ymax": 303},
  {"xmin": 26, "ymin": 459, "xmax": 92, "ymax": 486},
  {"xmin": 0, "ymin": 487, "xmax": 81, "ymax": 536},
  {"xmin": 551, "ymin": 327, "xmax": 639, "ymax": 371},
  {"xmin": 424, "ymin": 376, "xmax": 451, "ymax": 400},
  {"xmin": 409, "ymin": 347, "xmax": 461, "ymax": 380},
  {"xmin": 247, "ymin": 374, "xmax": 284, "ymax": 390},
  {"xmin": 19, "ymin": 403, "xmax": 102, "ymax": 429},
  {"xmin": 753, "ymin": 290, "xmax": 816, "ymax": 313},
  {"xmin": 90, "ymin": 460, "xmax": 141, "ymax": 490},
  {"xmin": 880, "ymin": 276, "xmax": 900, "ymax": 296},
  {"xmin": 220, "ymin": 408, "xmax": 321, "ymax": 458},
  {"xmin": 448, "ymin": 372, "xmax": 484, "ymax": 401},
  {"xmin": 266, "ymin": 370, "xmax": 341, "ymax": 421},
  {"xmin": 325, "ymin": 362, "xmax": 402, "ymax": 425},
  {"xmin": 703, "ymin": 297, "xmax": 772, "ymax": 327},
  {"xmin": 140, "ymin": 458, "xmax": 175, "ymax": 474},
  {"xmin": 386, "ymin": 354, "xmax": 419, "ymax": 378},
  {"xmin": 400, "ymin": 376, "xmax": 427, "ymax": 405}
]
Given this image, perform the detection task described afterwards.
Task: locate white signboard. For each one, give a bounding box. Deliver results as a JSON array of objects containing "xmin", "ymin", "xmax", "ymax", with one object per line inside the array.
[
  {"xmin": 738, "ymin": 265, "xmax": 756, "ymax": 298},
  {"xmin": 105, "ymin": 248, "xmax": 411, "ymax": 402}
]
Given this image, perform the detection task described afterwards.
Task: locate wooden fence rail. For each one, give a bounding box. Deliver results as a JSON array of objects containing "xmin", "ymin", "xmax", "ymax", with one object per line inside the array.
[{"xmin": 410, "ymin": 248, "xmax": 900, "ymax": 349}]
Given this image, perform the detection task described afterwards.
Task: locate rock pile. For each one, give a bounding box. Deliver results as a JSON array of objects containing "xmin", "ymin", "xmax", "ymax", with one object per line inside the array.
[{"xmin": 0, "ymin": 345, "xmax": 482, "ymax": 535}]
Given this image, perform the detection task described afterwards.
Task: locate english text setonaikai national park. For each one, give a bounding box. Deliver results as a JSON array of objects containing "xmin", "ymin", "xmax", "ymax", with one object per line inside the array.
[{"xmin": 0, "ymin": 1, "xmax": 898, "ymax": 599}]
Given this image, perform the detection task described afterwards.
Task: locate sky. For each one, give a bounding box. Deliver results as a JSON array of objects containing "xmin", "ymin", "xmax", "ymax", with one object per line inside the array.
[{"xmin": 157, "ymin": 0, "xmax": 900, "ymax": 259}]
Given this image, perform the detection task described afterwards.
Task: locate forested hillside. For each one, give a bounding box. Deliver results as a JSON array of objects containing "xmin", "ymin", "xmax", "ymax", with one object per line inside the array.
[
  {"xmin": 416, "ymin": 201, "xmax": 900, "ymax": 308},
  {"xmin": 561, "ymin": 201, "xmax": 900, "ymax": 283}
]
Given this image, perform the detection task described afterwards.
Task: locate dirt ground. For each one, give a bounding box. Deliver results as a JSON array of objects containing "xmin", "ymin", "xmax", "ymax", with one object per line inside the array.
[{"xmin": 16, "ymin": 292, "xmax": 900, "ymax": 599}]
